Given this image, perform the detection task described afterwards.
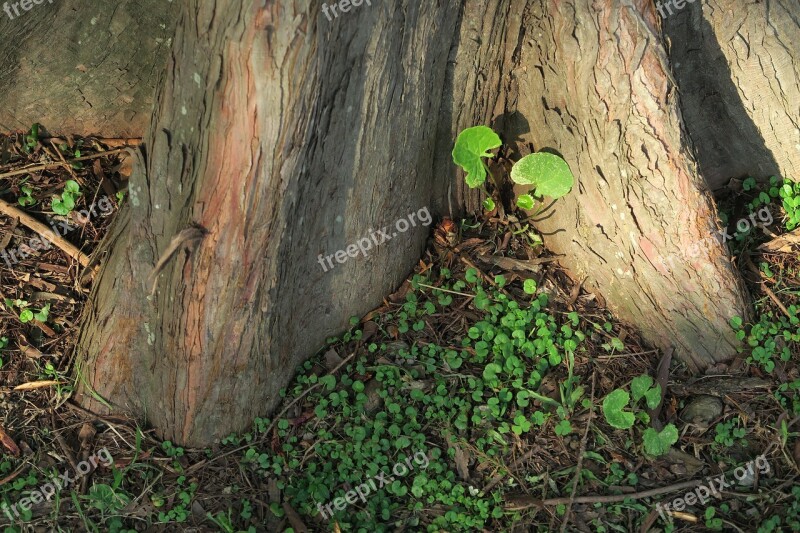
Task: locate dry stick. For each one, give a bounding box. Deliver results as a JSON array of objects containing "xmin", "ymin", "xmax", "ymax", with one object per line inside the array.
[
  {"xmin": 43, "ymin": 137, "xmax": 142, "ymax": 148},
  {"xmin": 516, "ymin": 478, "xmax": 707, "ymax": 508},
  {"xmin": 0, "ymin": 198, "xmax": 90, "ymax": 267},
  {"xmin": 48, "ymin": 139, "xmax": 80, "ymax": 183},
  {"xmin": 744, "ymin": 254, "xmax": 791, "ymax": 319},
  {"xmin": 560, "ymin": 372, "xmax": 596, "ymax": 533},
  {"xmin": 185, "ymin": 349, "xmax": 359, "ymax": 475},
  {"xmin": 0, "ymin": 147, "xmax": 130, "ymax": 180}
]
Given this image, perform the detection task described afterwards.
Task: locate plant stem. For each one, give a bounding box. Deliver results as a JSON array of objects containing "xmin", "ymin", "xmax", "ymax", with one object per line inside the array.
[{"xmin": 482, "ymin": 160, "xmax": 501, "ymax": 191}]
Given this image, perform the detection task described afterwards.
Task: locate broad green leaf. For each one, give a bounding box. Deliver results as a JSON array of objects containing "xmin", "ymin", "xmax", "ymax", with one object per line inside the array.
[
  {"xmin": 19, "ymin": 309, "xmax": 34, "ymax": 323},
  {"xmin": 483, "ymin": 363, "xmax": 502, "ymax": 382},
  {"xmin": 33, "ymin": 304, "xmax": 50, "ymax": 323},
  {"xmin": 510, "ymin": 152, "xmax": 574, "ymax": 198},
  {"xmin": 452, "ymin": 126, "xmax": 502, "ymax": 188},
  {"xmin": 483, "ymin": 197, "xmax": 496, "ymax": 211},
  {"xmin": 643, "ymin": 386, "xmax": 662, "ymax": 410},
  {"xmin": 630, "ymin": 375, "xmax": 654, "ymax": 403},
  {"xmin": 602, "ymin": 389, "xmax": 634, "ymax": 429},
  {"xmin": 643, "ymin": 424, "xmax": 678, "ymax": 456},
  {"xmin": 64, "ymin": 180, "xmax": 81, "ymax": 194},
  {"xmin": 516, "ymin": 194, "xmax": 535, "ymax": 210},
  {"xmin": 52, "ymin": 200, "xmax": 69, "ymax": 216}
]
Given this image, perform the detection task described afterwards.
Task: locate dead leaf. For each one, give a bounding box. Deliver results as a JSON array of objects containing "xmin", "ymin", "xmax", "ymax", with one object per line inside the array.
[
  {"xmin": 13, "ymin": 380, "xmax": 62, "ymax": 391},
  {"xmin": 78, "ymin": 423, "xmax": 96, "ymax": 446},
  {"xmin": 19, "ymin": 342, "xmax": 44, "ymax": 359},
  {"xmin": 324, "ymin": 348, "xmax": 343, "ymax": 371},
  {"xmin": 454, "ymin": 445, "xmax": 470, "ymax": 481},
  {"xmin": 362, "ymin": 320, "xmax": 378, "ymax": 342},
  {"xmin": 282, "ymin": 502, "xmax": 309, "ymax": 532},
  {"xmin": 92, "ymin": 159, "xmax": 105, "ymax": 180},
  {"xmin": 759, "ymin": 227, "xmax": 800, "ymax": 253},
  {"xmin": 0, "ymin": 426, "xmax": 20, "ymax": 456},
  {"xmin": 115, "ymin": 153, "xmax": 134, "ymax": 180}
]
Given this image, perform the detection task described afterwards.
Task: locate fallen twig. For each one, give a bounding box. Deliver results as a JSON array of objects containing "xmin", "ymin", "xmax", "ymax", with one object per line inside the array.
[
  {"xmin": 560, "ymin": 372, "xmax": 596, "ymax": 532},
  {"xmin": 505, "ymin": 478, "xmax": 706, "ymax": 509},
  {"xmin": 745, "ymin": 254, "xmax": 791, "ymax": 319},
  {"xmin": 0, "ymin": 198, "xmax": 90, "ymax": 267},
  {"xmin": 0, "ymin": 147, "xmax": 129, "ymax": 180}
]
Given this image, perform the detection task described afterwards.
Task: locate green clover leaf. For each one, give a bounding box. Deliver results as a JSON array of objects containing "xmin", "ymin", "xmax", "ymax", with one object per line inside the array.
[
  {"xmin": 643, "ymin": 424, "xmax": 678, "ymax": 456},
  {"xmin": 602, "ymin": 389, "xmax": 635, "ymax": 429}
]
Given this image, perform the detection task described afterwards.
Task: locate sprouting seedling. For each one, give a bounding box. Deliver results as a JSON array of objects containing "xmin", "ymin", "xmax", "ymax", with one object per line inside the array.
[
  {"xmin": 601, "ymin": 373, "xmax": 678, "ymax": 457},
  {"xmin": 18, "ymin": 184, "xmax": 35, "ymax": 207},
  {"xmin": 3, "ymin": 298, "xmax": 48, "ymax": 323},
  {"xmin": 452, "ymin": 125, "xmax": 574, "ymax": 212},
  {"xmin": 452, "ymin": 126, "xmax": 502, "ymax": 210},
  {"xmin": 24, "ymin": 123, "xmax": 40, "ymax": 152},
  {"xmin": 51, "ymin": 179, "xmax": 81, "ymax": 216},
  {"xmin": 510, "ymin": 151, "xmax": 574, "ymax": 211}
]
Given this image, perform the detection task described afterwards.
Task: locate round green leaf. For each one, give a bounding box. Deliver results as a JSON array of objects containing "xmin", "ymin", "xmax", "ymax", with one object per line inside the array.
[
  {"xmin": 630, "ymin": 375, "xmax": 654, "ymax": 403},
  {"xmin": 483, "ymin": 197, "xmax": 496, "ymax": 211},
  {"xmin": 452, "ymin": 126, "xmax": 502, "ymax": 188},
  {"xmin": 601, "ymin": 389, "xmax": 634, "ymax": 429},
  {"xmin": 523, "ymin": 279, "xmax": 537, "ymax": 295},
  {"xmin": 510, "ymin": 152, "xmax": 574, "ymax": 199},
  {"xmin": 516, "ymin": 194, "xmax": 535, "ymax": 210},
  {"xmin": 643, "ymin": 424, "xmax": 678, "ymax": 456}
]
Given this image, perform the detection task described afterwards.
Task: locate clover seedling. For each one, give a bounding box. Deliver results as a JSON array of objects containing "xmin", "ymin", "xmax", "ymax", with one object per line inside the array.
[
  {"xmin": 602, "ymin": 373, "xmax": 677, "ymax": 456},
  {"xmin": 18, "ymin": 184, "xmax": 35, "ymax": 207},
  {"xmin": 52, "ymin": 179, "xmax": 81, "ymax": 216},
  {"xmin": 602, "ymin": 389, "xmax": 635, "ymax": 429},
  {"xmin": 630, "ymin": 374, "xmax": 662, "ymax": 410},
  {"xmin": 642, "ymin": 425, "xmax": 678, "ymax": 456},
  {"xmin": 24, "ymin": 123, "xmax": 39, "ymax": 152}
]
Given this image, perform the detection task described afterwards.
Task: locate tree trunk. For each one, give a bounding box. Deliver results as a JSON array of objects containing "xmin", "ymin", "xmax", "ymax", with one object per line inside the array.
[
  {"xmin": 0, "ymin": 0, "xmax": 178, "ymax": 137},
  {"xmin": 663, "ymin": 0, "xmax": 800, "ymax": 189},
  {"xmin": 506, "ymin": 0, "xmax": 749, "ymax": 370},
  {"xmin": 74, "ymin": 0, "xmax": 468, "ymax": 446},
  {"xmin": 75, "ymin": 0, "xmax": 755, "ymax": 445}
]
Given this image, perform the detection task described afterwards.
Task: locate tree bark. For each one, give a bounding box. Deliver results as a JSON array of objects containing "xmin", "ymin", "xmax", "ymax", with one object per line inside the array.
[
  {"xmin": 0, "ymin": 0, "xmax": 178, "ymax": 137},
  {"xmin": 507, "ymin": 0, "xmax": 748, "ymax": 370},
  {"xmin": 74, "ymin": 0, "xmax": 467, "ymax": 446},
  {"xmin": 664, "ymin": 0, "xmax": 800, "ymax": 189},
  {"xmin": 74, "ymin": 0, "xmax": 755, "ymax": 445}
]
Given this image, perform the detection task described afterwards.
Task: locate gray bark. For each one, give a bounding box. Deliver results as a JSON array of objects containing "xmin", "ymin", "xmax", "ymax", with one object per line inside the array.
[
  {"xmin": 507, "ymin": 0, "xmax": 748, "ymax": 370},
  {"xmin": 0, "ymin": 0, "xmax": 178, "ymax": 137},
  {"xmin": 664, "ymin": 0, "xmax": 800, "ymax": 188}
]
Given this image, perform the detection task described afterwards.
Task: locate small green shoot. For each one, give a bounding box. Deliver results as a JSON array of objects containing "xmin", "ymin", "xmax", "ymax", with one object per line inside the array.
[
  {"xmin": 18, "ymin": 184, "xmax": 35, "ymax": 207},
  {"xmin": 52, "ymin": 179, "xmax": 81, "ymax": 216}
]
